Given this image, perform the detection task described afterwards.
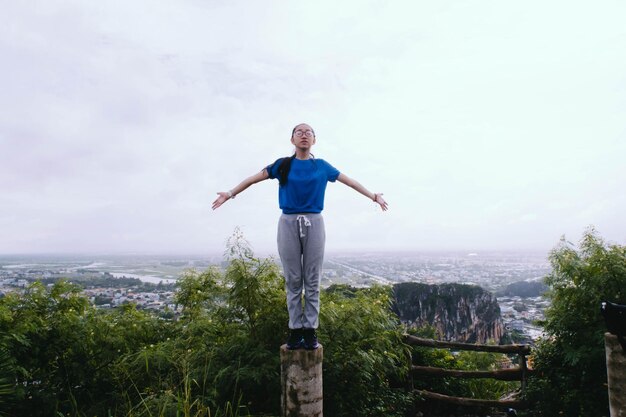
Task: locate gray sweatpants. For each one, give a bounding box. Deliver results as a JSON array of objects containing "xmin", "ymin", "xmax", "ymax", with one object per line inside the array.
[{"xmin": 277, "ymin": 213, "xmax": 325, "ymax": 330}]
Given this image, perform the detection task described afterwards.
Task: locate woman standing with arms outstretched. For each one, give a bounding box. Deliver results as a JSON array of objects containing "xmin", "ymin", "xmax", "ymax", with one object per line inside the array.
[{"xmin": 212, "ymin": 123, "xmax": 388, "ymax": 350}]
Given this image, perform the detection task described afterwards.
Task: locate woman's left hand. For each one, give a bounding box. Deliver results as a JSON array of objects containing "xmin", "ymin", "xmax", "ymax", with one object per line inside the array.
[
  {"xmin": 212, "ymin": 192, "xmax": 229, "ymax": 210},
  {"xmin": 374, "ymin": 193, "xmax": 388, "ymax": 211}
]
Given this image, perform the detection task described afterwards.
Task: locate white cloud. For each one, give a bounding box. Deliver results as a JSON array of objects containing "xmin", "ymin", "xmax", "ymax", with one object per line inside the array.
[{"xmin": 1, "ymin": 0, "xmax": 625, "ymax": 254}]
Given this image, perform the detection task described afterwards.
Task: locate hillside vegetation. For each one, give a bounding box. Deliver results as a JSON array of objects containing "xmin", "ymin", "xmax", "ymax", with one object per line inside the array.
[
  {"xmin": 1, "ymin": 229, "xmax": 622, "ymax": 417},
  {"xmin": 0, "ymin": 232, "xmax": 412, "ymax": 417},
  {"xmin": 522, "ymin": 229, "xmax": 626, "ymax": 417}
]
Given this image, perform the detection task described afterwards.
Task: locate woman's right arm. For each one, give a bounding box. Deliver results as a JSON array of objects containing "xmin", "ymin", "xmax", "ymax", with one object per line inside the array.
[{"xmin": 212, "ymin": 169, "xmax": 270, "ymax": 210}]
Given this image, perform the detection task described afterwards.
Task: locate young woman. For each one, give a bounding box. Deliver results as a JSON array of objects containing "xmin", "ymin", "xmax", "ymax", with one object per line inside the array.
[{"xmin": 212, "ymin": 123, "xmax": 388, "ymax": 350}]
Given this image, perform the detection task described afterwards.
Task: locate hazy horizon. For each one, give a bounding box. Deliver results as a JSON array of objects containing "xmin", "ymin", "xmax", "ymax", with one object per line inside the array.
[{"xmin": 0, "ymin": 247, "xmax": 554, "ymax": 260}]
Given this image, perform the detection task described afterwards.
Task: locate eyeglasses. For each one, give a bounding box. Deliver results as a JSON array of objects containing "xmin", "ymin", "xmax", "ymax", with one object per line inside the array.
[{"xmin": 294, "ymin": 130, "xmax": 314, "ymax": 138}]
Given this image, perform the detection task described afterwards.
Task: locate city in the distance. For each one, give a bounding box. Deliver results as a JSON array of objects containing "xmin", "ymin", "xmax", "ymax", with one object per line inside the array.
[{"xmin": 0, "ymin": 250, "xmax": 551, "ymax": 342}]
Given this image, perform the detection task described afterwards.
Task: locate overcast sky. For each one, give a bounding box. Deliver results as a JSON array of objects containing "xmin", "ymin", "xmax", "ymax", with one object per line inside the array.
[{"xmin": 1, "ymin": 1, "xmax": 625, "ymax": 256}]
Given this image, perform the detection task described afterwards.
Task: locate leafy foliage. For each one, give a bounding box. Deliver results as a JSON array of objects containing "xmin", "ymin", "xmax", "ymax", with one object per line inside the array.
[
  {"xmin": 524, "ymin": 228, "xmax": 626, "ymax": 417},
  {"xmin": 0, "ymin": 345, "xmax": 17, "ymax": 416},
  {"xmin": 320, "ymin": 285, "xmax": 412, "ymax": 417},
  {"xmin": 1, "ymin": 228, "xmax": 525, "ymax": 416},
  {"xmin": 409, "ymin": 325, "xmax": 517, "ymax": 408},
  {"xmin": 0, "ymin": 279, "xmax": 171, "ymax": 417},
  {"xmin": 112, "ymin": 230, "xmax": 287, "ymax": 416}
]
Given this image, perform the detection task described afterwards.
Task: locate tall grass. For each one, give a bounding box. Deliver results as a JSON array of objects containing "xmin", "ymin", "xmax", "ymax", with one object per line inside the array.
[{"xmin": 0, "ymin": 346, "xmax": 17, "ymax": 416}]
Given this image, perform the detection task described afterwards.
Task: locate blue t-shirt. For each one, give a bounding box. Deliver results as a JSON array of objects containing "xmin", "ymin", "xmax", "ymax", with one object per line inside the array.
[{"xmin": 266, "ymin": 158, "xmax": 340, "ymax": 214}]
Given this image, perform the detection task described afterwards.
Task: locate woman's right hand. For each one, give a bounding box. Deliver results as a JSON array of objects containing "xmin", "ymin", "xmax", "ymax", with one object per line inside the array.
[
  {"xmin": 212, "ymin": 192, "xmax": 229, "ymax": 210},
  {"xmin": 211, "ymin": 171, "xmax": 266, "ymax": 211},
  {"xmin": 374, "ymin": 193, "xmax": 388, "ymax": 211}
]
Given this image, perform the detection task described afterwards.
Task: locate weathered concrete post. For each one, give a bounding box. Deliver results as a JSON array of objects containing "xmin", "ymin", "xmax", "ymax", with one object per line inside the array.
[
  {"xmin": 605, "ymin": 333, "xmax": 626, "ymax": 417},
  {"xmin": 280, "ymin": 344, "xmax": 323, "ymax": 417}
]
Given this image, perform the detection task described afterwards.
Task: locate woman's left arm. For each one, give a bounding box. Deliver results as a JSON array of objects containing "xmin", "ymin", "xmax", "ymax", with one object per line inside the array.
[{"xmin": 337, "ymin": 173, "xmax": 388, "ymax": 211}]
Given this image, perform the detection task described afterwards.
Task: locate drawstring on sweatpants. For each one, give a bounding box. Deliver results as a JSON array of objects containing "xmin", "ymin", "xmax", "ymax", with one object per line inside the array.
[{"xmin": 296, "ymin": 215, "xmax": 312, "ymax": 238}]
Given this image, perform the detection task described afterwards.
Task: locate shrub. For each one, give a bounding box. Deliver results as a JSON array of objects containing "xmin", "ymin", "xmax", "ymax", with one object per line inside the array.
[{"xmin": 524, "ymin": 229, "xmax": 626, "ymax": 416}]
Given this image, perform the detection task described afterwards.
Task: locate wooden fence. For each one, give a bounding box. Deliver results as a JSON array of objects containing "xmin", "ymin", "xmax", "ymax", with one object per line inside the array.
[{"xmin": 404, "ymin": 334, "xmax": 532, "ymax": 409}]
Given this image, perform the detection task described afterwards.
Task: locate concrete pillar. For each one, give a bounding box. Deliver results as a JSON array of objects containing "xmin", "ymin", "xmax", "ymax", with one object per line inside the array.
[
  {"xmin": 280, "ymin": 344, "xmax": 323, "ymax": 417},
  {"xmin": 605, "ymin": 333, "xmax": 626, "ymax": 417}
]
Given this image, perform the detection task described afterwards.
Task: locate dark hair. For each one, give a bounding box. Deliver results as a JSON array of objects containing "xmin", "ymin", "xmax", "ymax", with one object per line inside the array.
[
  {"xmin": 278, "ymin": 154, "xmax": 296, "ymax": 186},
  {"xmin": 277, "ymin": 153, "xmax": 317, "ymax": 186}
]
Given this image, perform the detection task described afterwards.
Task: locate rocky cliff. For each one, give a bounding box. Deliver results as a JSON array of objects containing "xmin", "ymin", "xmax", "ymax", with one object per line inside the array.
[{"xmin": 392, "ymin": 282, "xmax": 504, "ymax": 344}]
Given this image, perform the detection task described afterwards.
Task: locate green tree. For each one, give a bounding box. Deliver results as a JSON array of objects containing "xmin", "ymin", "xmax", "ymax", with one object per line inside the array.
[
  {"xmin": 320, "ymin": 285, "xmax": 412, "ymax": 417},
  {"xmin": 0, "ymin": 280, "xmax": 171, "ymax": 417},
  {"xmin": 524, "ymin": 229, "xmax": 626, "ymax": 416},
  {"xmin": 114, "ymin": 229, "xmax": 289, "ymax": 416},
  {"xmin": 2, "ymin": 228, "xmax": 450, "ymax": 417},
  {"xmin": 0, "ymin": 345, "xmax": 17, "ymax": 416},
  {"xmin": 209, "ymin": 228, "xmax": 288, "ymax": 413},
  {"xmin": 174, "ymin": 266, "xmax": 222, "ymax": 319}
]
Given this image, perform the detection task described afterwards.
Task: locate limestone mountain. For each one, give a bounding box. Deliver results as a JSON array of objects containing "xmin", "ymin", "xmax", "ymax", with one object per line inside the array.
[{"xmin": 392, "ymin": 282, "xmax": 504, "ymax": 344}]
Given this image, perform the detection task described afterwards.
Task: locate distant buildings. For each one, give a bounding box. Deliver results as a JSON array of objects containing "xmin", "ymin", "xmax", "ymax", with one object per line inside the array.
[{"xmin": 1, "ymin": 252, "xmax": 551, "ymax": 341}]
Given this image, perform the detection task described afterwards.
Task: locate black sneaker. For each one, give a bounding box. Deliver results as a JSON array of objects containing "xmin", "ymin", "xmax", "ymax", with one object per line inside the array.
[
  {"xmin": 303, "ymin": 328, "xmax": 319, "ymax": 350},
  {"xmin": 287, "ymin": 328, "xmax": 304, "ymax": 350}
]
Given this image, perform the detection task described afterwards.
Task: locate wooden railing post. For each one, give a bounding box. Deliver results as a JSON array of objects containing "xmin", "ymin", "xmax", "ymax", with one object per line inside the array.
[
  {"xmin": 519, "ymin": 354, "xmax": 528, "ymax": 392},
  {"xmin": 404, "ymin": 334, "xmax": 531, "ymax": 409},
  {"xmin": 605, "ymin": 333, "xmax": 626, "ymax": 417},
  {"xmin": 280, "ymin": 344, "xmax": 323, "ymax": 417}
]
